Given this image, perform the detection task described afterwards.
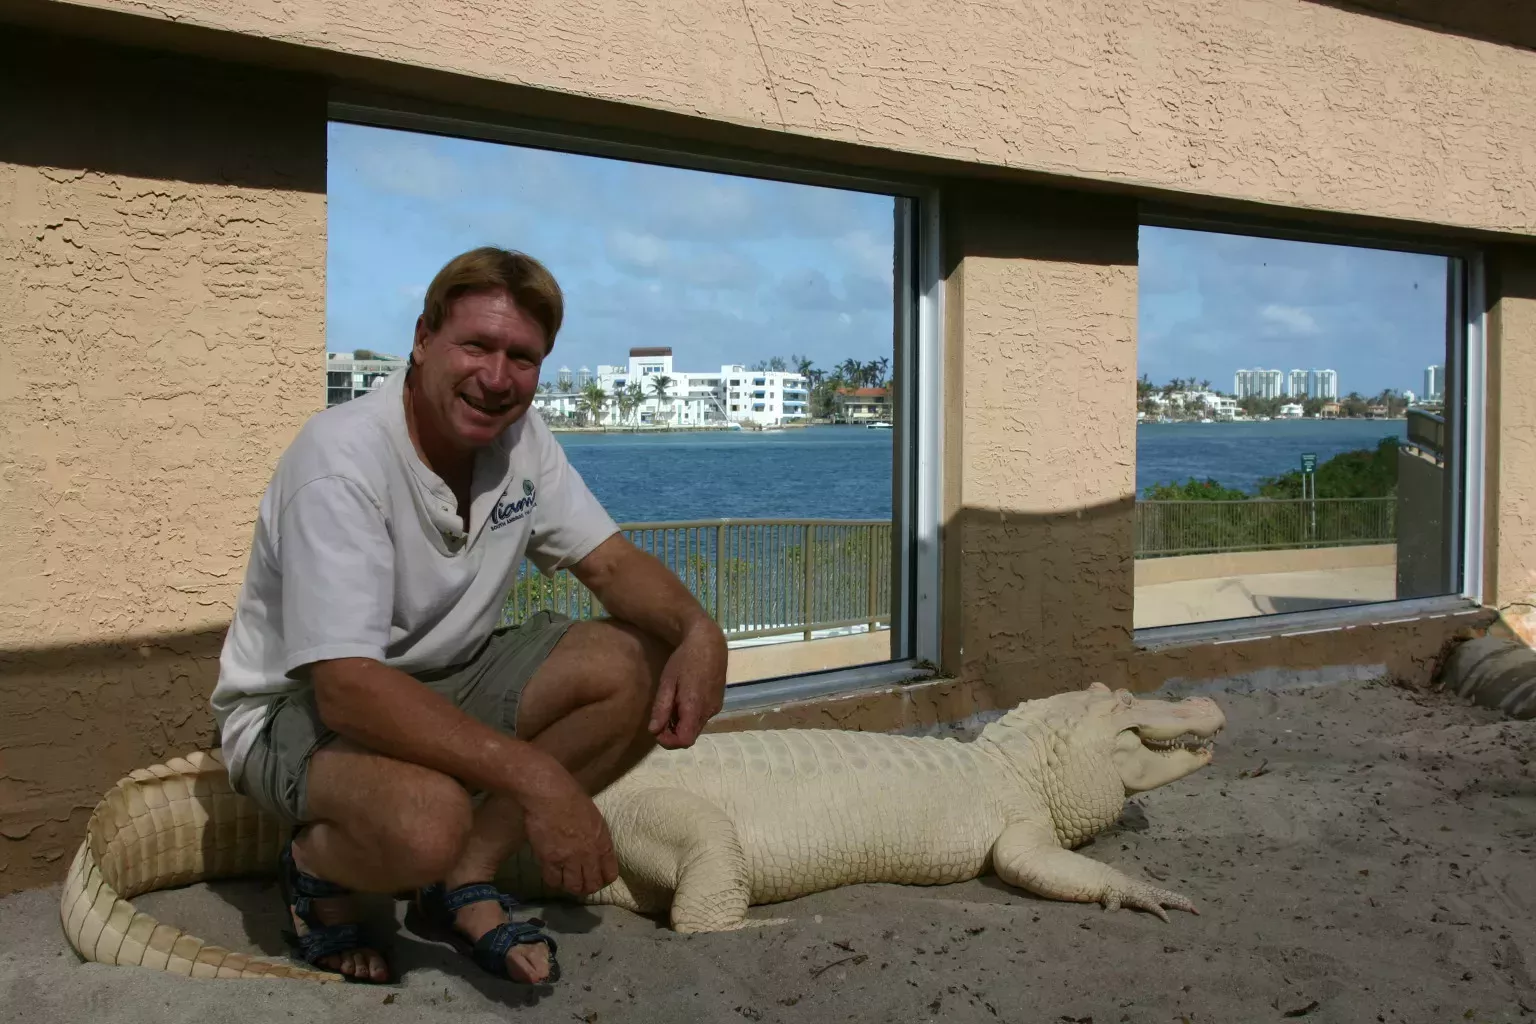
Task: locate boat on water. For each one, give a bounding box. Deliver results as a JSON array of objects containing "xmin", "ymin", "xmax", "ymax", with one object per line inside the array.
[{"xmin": 867, "ymin": 421, "xmax": 893, "ymax": 430}]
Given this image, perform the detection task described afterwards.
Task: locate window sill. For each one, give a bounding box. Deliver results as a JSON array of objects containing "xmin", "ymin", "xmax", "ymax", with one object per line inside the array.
[
  {"xmin": 1132, "ymin": 594, "xmax": 1489, "ymax": 653},
  {"xmin": 722, "ymin": 659, "xmax": 940, "ymax": 713}
]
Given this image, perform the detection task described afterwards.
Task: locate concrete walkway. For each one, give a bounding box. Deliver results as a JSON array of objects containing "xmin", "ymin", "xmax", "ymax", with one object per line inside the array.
[{"xmin": 1134, "ymin": 563, "xmax": 1397, "ymax": 629}]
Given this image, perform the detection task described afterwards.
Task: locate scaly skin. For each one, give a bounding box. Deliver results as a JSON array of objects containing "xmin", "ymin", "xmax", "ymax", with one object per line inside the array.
[
  {"xmin": 496, "ymin": 681, "xmax": 1226, "ymax": 929},
  {"xmin": 58, "ymin": 682, "xmax": 1224, "ymax": 978}
]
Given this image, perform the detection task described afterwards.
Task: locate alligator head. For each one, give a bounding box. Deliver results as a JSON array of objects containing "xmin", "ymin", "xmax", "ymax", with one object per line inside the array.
[
  {"xmin": 978, "ymin": 681, "xmax": 1227, "ymax": 825},
  {"xmin": 1084, "ymin": 681, "xmax": 1227, "ymax": 794}
]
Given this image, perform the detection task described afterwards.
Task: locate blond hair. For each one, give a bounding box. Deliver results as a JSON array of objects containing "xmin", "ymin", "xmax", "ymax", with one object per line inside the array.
[{"xmin": 420, "ymin": 247, "xmax": 564, "ymax": 349}]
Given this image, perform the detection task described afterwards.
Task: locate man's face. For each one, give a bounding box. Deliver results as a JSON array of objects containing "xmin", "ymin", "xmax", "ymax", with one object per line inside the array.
[{"xmin": 410, "ymin": 288, "xmax": 548, "ymax": 451}]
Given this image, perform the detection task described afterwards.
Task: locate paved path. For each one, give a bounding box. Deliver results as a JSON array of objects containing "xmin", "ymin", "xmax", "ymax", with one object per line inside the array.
[{"xmin": 1134, "ymin": 564, "xmax": 1397, "ymax": 629}]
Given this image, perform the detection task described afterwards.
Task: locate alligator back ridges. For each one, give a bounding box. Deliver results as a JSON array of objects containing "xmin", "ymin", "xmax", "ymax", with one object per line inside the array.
[{"xmin": 57, "ymin": 749, "xmax": 343, "ymax": 982}]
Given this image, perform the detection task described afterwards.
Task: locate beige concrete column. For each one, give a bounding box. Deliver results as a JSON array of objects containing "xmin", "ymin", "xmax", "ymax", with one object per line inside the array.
[
  {"xmin": 938, "ymin": 183, "xmax": 1140, "ymax": 703},
  {"xmin": 0, "ymin": 29, "xmax": 327, "ymax": 893},
  {"xmin": 1486, "ymin": 244, "xmax": 1536, "ymax": 644}
]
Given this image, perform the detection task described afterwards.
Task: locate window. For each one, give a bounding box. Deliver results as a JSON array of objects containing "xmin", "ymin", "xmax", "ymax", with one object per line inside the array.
[
  {"xmin": 1134, "ymin": 219, "xmax": 1483, "ymax": 636},
  {"xmin": 325, "ymin": 107, "xmax": 942, "ymax": 699}
]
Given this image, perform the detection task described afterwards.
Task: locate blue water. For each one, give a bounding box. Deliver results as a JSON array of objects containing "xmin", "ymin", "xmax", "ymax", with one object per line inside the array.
[
  {"xmin": 554, "ymin": 419, "xmax": 1410, "ymax": 522},
  {"xmin": 555, "ymin": 427, "xmax": 896, "ymax": 522},
  {"xmin": 1135, "ymin": 419, "xmax": 1407, "ymax": 495}
]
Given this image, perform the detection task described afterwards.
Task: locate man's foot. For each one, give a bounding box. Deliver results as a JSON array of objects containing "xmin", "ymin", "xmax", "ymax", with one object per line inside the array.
[
  {"xmin": 450, "ymin": 893, "xmax": 553, "ymax": 984},
  {"xmin": 281, "ymin": 833, "xmax": 391, "ymax": 983},
  {"xmin": 410, "ymin": 882, "xmax": 559, "ymax": 986}
]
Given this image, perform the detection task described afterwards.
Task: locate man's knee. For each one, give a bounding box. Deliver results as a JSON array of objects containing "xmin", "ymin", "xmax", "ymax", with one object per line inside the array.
[
  {"xmin": 309, "ymin": 745, "xmax": 474, "ymax": 884},
  {"xmin": 390, "ymin": 771, "xmax": 475, "ymax": 883},
  {"xmin": 601, "ymin": 620, "xmax": 671, "ymax": 709},
  {"xmin": 568, "ymin": 619, "xmax": 670, "ymax": 712}
]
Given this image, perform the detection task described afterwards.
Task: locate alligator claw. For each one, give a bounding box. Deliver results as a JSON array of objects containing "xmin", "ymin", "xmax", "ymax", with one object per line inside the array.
[{"xmin": 1101, "ymin": 879, "xmax": 1198, "ymax": 921}]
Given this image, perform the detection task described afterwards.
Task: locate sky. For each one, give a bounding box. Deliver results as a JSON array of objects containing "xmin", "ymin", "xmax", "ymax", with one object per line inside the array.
[
  {"xmin": 327, "ymin": 121, "xmax": 1452, "ymax": 397},
  {"xmin": 1138, "ymin": 225, "xmax": 1450, "ymax": 398},
  {"xmin": 325, "ymin": 121, "xmax": 896, "ymax": 376}
]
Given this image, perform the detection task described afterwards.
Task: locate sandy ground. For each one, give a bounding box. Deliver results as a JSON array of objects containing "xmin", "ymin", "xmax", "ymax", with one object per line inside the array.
[{"xmin": 3, "ymin": 676, "xmax": 1534, "ymax": 1024}]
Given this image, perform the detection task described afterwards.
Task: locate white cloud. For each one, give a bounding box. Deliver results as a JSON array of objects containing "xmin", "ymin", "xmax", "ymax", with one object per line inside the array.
[
  {"xmin": 1258, "ymin": 303, "xmax": 1319, "ymax": 336},
  {"xmin": 606, "ymin": 230, "xmax": 669, "ymax": 277},
  {"xmin": 835, "ymin": 229, "xmax": 894, "ymax": 281}
]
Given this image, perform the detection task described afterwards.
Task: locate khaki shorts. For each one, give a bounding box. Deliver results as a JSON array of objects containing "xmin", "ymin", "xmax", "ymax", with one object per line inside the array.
[{"xmin": 234, "ymin": 610, "xmax": 575, "ymax": 825}]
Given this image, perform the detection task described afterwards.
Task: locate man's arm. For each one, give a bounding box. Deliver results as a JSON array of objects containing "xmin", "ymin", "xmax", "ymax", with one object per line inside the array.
[
  {"xmin": 306, "ymin": 656, "xmax": 569, "ymax": 800},
  {"xmin": 569, "ymin": 533, "xmax": 728, "ymax": 747}
]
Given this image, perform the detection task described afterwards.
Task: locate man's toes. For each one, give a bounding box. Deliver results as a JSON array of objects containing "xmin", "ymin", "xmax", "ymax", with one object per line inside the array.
[
  {"xmin": 508, "ymin": 944, "xmax": 549, "ymax": 984},
  {"xmin": 365, "ymin": 950, "xmax": 390, "ymax": 982}
]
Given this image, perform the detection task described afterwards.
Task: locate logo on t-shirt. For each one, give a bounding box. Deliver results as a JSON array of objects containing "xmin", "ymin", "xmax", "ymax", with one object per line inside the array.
[{"xmin": 490, "ymin": 479, "xmax": 537, "ymax": 531}]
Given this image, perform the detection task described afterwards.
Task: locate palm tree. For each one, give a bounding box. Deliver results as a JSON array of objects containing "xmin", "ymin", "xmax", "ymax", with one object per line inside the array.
[
  {"xmin": 623, "ymin": 382, "xmax": 644, "ymax": 425},
  {"xmin": 650, "ymin": 375, "xmax": 673, "ymax": 425},
  {"xmin": 581, "ymin": 381, "xmax": 608, "ymax": 427}
]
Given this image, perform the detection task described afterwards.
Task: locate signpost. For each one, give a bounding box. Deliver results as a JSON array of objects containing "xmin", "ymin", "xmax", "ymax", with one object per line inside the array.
[{"xmin": 1301, "ymin": 452, "xmax": 1317, "ymax": 541}]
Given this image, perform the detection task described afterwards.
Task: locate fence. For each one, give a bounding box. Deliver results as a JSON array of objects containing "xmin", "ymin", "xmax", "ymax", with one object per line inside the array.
[
  {"xmin": 1133, "ymin": 497, "xmax": 1396, "ymax": 557},
  {"xmin": 502, "ymin": 499, "xmax": 1395, "ymax": 638},
  {"xmin": 502, "ymin": 519, "xmax": 893, "ymax": 641}
]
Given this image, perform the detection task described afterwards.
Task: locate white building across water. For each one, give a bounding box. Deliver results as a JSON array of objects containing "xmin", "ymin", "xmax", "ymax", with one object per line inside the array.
[{"xmin": 534, "ymin": 346, "xmax": 810, "ymax": 428}]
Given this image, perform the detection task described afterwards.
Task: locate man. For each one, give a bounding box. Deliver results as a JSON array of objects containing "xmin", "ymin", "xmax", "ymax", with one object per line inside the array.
[{"xmin": 210, "ymin": 247, "xmax": 729, "ymax": 987}]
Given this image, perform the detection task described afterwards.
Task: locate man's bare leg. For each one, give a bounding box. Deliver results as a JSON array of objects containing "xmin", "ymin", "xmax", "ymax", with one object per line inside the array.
[
  {"xmin": 287, "ymin": 618, "xmax": 669, "ymax": 984},
  {"xmin": 438, "ymin": 619, "xmax": 669, "ymax": 983},
  {"xmin": 286, "ymin": 741, "xmax": 476, "ymax": 981}
]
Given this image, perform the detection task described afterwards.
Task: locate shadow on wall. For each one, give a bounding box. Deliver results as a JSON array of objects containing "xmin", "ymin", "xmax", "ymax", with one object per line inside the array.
[
  {"xmin": 945, "ymin": 499, "xmax": 1491, "ymax": 708},
  {"xmin": 0, "ymin": 26, "xmax": 326, "ymax": 189},
  {"xmin": 0, "ymin": 631, "xmax": 226, "ymax": 893},
  {"xmin": 1302, "ymin": 0, "xmax": 1536, "ymax": 55}
]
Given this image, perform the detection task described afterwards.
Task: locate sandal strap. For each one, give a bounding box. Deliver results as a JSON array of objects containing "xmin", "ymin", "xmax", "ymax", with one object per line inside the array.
[
  {"xmin": 280, "ymin": 838, "xmax": 354, "ymax": 901},
  {"xmin": 292, "ymin": 921, "xmax": 368, "ymax": 965},
  {"xmin": 433, "ymin": 881, "xmax": 524, "ymax": 916},
  {"xmin": 472, "ymin": 920, "xmax": 558, "ymax": 978}
]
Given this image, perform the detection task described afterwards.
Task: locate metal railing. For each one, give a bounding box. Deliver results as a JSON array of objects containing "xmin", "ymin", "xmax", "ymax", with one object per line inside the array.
[
  {"xmin": 502, "ymin": 518, "xmax": 892, "ymax": 641},
  {"xmin": 1134, "ymin": 497, "xmax": 1397, "ymax": 557},
  {"xmin": 502, "ymin": 499, "xmax": 1397, "ymax": 636}
]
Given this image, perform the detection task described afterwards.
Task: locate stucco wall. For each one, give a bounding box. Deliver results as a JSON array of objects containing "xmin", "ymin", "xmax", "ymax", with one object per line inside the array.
[
  {"xmin": 940, "ymin": 184, "xmax": 1140, "ymax": 697},
  {"xmin": 1488, "ymin": 246, "xmax": 1536, "ymax": 644},
  {"xmin": 0, "ymin": 31, "xmax": 326, "ymax": 891},
  {"xmin": 22, "ymin": 0, "xmax": 1536, "ymax": 237}
]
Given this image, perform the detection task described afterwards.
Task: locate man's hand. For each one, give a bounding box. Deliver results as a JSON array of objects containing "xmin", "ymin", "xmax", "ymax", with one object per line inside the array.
[
  {"xmin": 648, "ymin": 622, "xmax": 728, "ymax": 748},
  {"xmin": 519, "ymin": 767, "xmax": 620, "ymax": 896}
]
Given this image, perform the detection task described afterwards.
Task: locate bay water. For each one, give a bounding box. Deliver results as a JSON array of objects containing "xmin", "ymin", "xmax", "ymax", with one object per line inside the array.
[{"xmin": 554, "ymin": 418, "xmax": 1410, "ymax": 524}]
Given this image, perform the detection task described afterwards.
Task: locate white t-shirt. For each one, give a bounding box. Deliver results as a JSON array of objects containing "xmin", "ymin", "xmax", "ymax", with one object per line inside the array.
[{"xmin": 211, "ymin": 367, "xmax": 619, "ymax": 786}]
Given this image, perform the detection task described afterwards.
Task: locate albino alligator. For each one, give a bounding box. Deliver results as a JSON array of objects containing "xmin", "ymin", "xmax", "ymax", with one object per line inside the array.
[{"xmin": 59, "ymin": 681, "xmax": 1224, "ymax": 981}]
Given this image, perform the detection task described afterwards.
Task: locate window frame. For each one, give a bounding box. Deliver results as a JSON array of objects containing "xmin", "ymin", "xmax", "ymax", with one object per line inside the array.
[
  {"xmin": 325, "ymin": 96, "xmax": 945, "ymax": 709},
  {"xmin": 1131, "ymin": 204, "xmax": 1489, "ymax": 651}
]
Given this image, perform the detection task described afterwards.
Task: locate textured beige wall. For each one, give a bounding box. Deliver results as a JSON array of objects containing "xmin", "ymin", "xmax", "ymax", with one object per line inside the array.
[
  {"xmin": 27, "ymin": 0, "xmax": 1536, "ymax": 236},
  {"xmin": 1487, "ymin": 246, "xmax": 1536, "ymax": 644},
  {"xmin": 940, "ymin": 184, "xmax": 1140, "ymax": 697},
  {"xmin": 0, "ymin": 30, "xmax": 326, "ymax": 891}
]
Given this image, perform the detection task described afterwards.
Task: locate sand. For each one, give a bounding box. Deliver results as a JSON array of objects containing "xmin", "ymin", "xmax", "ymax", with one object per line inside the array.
[{"xmin": 3, "ymin": 676, "xmax": 1534, "ymax": 1024}]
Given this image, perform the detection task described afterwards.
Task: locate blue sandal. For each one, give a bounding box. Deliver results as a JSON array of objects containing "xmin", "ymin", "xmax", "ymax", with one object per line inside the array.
[
  {"xmin": 278, "ymin": 830, "xmax": 390, "ymax": 982},
  {"xmin": 408, "ymin": 882, "xmax": 561, "ymax": 985}
]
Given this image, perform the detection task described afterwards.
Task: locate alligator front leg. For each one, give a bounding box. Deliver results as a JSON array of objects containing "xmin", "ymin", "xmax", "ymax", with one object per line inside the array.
[{"xmin": 990, "ymin": 822, "xmax": 1198, "ymax": 922}]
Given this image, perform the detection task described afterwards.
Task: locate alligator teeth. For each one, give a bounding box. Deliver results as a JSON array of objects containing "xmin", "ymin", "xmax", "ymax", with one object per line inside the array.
[{"xmin": 1141, "ymin": 730, "xmax": 1219, "ymax": 753}]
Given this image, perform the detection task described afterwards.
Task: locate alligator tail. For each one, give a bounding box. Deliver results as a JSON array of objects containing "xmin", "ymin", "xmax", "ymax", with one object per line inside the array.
[{"xmin": 57, "ymin": 749, "xmax": 342, "ymax": 982}]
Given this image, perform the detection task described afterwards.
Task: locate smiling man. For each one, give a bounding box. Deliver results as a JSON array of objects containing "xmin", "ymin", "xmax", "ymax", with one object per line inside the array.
[{"xmin": 210, "ymin": 247, "xmax": 728, "ymax": 987}]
